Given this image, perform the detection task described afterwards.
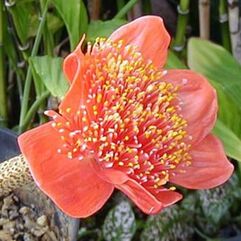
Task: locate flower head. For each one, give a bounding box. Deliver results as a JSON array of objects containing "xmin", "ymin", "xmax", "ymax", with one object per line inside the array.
[{"xmin": 18, "ymin": 16, "xmax": 234, "ymax": 218}]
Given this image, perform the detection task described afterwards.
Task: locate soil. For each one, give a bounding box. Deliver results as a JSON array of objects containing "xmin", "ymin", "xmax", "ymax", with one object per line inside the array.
[{"xmin": 0, "ymin": 193, "xmax": 61, "ymax": 241}]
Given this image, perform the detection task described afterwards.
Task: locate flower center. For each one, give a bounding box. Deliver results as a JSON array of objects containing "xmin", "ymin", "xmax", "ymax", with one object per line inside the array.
[{"xmin": 47, "ymin": 38, "xmax": 192, "ymax": 192}]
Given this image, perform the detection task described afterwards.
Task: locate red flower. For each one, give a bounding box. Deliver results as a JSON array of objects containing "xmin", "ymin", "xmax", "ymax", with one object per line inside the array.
[{"xmin": 18, "ymin": 16, "xmax": 234, "ymax": 218}]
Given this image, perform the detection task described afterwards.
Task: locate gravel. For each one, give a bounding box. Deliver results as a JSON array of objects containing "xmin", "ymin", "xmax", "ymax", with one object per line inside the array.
[{"xmin": 0, "ymin": 193, "xmax": 61, "ymax": 241}]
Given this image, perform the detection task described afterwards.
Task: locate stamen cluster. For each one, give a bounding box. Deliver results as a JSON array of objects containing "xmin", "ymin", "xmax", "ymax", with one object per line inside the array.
[{"xmin": 46, "ymin": 38, "xmax": 192, "ymax": 192}]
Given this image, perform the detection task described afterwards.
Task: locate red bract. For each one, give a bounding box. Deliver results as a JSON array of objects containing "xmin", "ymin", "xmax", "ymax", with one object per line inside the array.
[{"xmin": 18, "ymin": 16, "xmax": 234, "ymax": 218}]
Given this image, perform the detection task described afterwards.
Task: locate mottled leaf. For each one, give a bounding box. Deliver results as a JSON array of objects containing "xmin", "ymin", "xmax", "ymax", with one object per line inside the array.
[
  {"xmin": 141, "ymin": 204, "xmax": 194, "ymax": 241},
  {"xmin": 102, "ymin": 201, "xmax": 136, "ymax": 241}
]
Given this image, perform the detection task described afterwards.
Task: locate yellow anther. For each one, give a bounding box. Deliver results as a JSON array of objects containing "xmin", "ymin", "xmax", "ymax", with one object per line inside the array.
[
  {"xmin": 67, "ymin": 152, "xmax": 73, "ymax": 159},
  {"xmin": 97, "ymin": 93, "xmax": 102, "ymax": 103}
]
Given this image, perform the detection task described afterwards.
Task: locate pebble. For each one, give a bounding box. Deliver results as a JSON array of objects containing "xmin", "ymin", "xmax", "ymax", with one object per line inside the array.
[{"xmin": 0, "ymin": 193, "xmax": 60, "ymax": 241}]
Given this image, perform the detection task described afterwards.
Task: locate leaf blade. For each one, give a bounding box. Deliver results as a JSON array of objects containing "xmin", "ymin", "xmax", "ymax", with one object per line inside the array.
[{"xmin": 30, "ymin": 56, "xmax": 69, "ymax": 98}]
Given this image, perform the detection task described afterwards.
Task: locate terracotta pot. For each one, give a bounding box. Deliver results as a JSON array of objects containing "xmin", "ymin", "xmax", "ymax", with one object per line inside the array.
[{"xmin": 0, "ymin": 128, "xmax": 79, "ymax": 241}]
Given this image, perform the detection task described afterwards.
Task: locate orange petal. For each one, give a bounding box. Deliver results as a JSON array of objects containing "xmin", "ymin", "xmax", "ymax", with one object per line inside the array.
[
  {"xmin": 59, "ymin": 66, "xmax": 88, "ymax": 114},
  {"xmin": 155, "ymin": 189, "xmax": 183, "ymax": 207},
  {"xmin": 162, "ymin": 69, "xmax": 217, "ymax": 144},
  {"xmin": 63, "ymin": 35, "xmax": 85, "ymax": 83},
  {"xmin": 18, "ymin": 123, "xmax": 114, "ymax": 218},
  {"xmin": 91, "ymin": 160, "xmax": 129, "ymax": 185},
  {"xmin": 109, "ymin": 16, "xmax": 170, "ymax": 68},
  {"xmin": 115, "ymin": 179, "xmax": 182, "ymax": 214},
  {"xmin": 169, "ymin": 134, "xmax": 234, "ymax": 189}
]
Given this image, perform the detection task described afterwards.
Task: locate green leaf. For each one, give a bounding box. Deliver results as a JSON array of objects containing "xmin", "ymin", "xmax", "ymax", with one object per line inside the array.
[
  {"xmin": 28, "ymin": 13, "xmax": 64, "ymax": 38},
  {"xmin": 102, "ymin": 201, "xmax": 136, "ymax": 241},
  {"xmin": 87, "ymin": 19, "xmax": 127, "ymax": 42},
  {"xmin": 30, "ymin": 56, "xmax": 69, "ymax": 98},
  {"xmin": 188, "ymin": 38, "xmax": 241, "ymax": 162},
  {"xmin": 198, "ymin": 174, "xmax": 240, "ymax": 225},
  {"xmin": 141, "ymin": 205, "xmax": 194, "ymax": 241},
  {"xmin": 213, "ymin": 120, "xmax": 241, "ymax": 161},
  {"xmin": 7, "ymin": 0, "xmax": 37, "ymax": 44},
  {"xmin": 53, "ymin": 0, "xmax": 88, "ymax": 50},
  {"xmin": 188, "ymin": 38, "xmax": 241, "ymax": 112},
  {"xmin": 165, "ymin": 50, "xmax": 187, "ymax": 69}
]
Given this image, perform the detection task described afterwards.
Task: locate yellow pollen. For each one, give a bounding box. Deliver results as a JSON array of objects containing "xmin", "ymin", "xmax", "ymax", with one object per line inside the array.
[{"xmin": 55, "ymin": 37, "xmax": 192, "ymax": 192}]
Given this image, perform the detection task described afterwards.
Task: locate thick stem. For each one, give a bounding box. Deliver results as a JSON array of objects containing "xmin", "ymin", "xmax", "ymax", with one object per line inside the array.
[
  {"xmin": 0, "ymin": 1, "xmax": 8, "ymax": 127},
  {"xmin": 19, "ymin": 0, "xmax": 50, "ymax": 133},
  {"xmin": 172, "ymin": 0, "xmax": 190, "ymax": 54},
  {"xmin": 0, "ymin": 155, "xmax": 32, "ymax": 197},
  {"xmin": 227, "ymin": 0, "xmax": 240, "ymax": 58},
  {"xmin": 114, "ymin": 0, "xmax": 138, "ymax": 19},
  {"xmin": 199, "ymin": 0, "xmax": 210, "ymax": 39},
  {"xmin": 88, "ymin": 0, "xmax": 101, "ymax": 20},
  {"xmin": 219, "ymin": 0, "xmax": 232, "ymax": 52}
]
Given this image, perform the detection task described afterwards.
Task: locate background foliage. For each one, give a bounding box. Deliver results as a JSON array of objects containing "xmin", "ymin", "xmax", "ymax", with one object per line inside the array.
[{"xmin": 2, "ymin": 0, "xmax": 241, "ymax": 240}]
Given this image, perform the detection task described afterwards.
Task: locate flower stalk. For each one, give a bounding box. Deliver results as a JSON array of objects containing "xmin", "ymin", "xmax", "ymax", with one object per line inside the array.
[
  {"xmin": 114, "ymin": 0, "xmax": 138, "ymax": 19},
  {"xmin": 219, "ymin": 0, "xmax": 232, "ymax": 52},
  {"xmin": 172, "ymin": 0, "xmax": 190, "ymax": 54},
  {"xmin": 19, "ymin": 91, "xmax": 50, "ymax": 132},
  {"xmin": 0, "ymin": 1, "xmax": 8, "ymax": 127}
]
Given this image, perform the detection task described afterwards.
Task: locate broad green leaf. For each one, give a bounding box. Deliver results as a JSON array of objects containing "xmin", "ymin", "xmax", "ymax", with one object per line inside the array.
[
  {"xmin": 87, "ymin": 19, "xmax": 127, "ymax": 42},
  {"xmin": 165, "ymin": 50, "xmax": 187, "ymax": 69},
  {"xmin": 7, "ymin": 0, "xmax": 37, "ymax": 44},
  {"xmin": 30, "ymin": 56, "xmax": 69, "ymax": 98},
  {"xmin": 30, "ymin": 60, "xmax": 46, "ymax": 97},
  {"xmin": 188, "ymin": 38, "xmax": 241, "ymax": 162},
  {"xmin": 188, "ymin": 38, "xmax": 241, "ymax": 112},
  {"xmin": 213, "ymin": 120, "xmax": 241, "ymax": 161},
  {"xmin": 28, "ymin": 13, "xmax": 64, "ymax": 38},
  {"xmin": 211, "ymin": 81, "xmax": 241, "ymax": 160},
  {"xmin": 102, "ymin": 201, "xmax": 136, "ymax": 241},
  {"xmin": 53, "ymin": 0, "xmax": 88, "ymax": 50}
]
